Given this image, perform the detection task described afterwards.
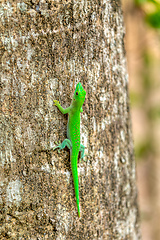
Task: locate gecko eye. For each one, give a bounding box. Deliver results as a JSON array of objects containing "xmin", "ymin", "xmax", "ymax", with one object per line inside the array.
[{"xmin": 76, "ymin": 92, "xmax": 78, "ymax": 95}]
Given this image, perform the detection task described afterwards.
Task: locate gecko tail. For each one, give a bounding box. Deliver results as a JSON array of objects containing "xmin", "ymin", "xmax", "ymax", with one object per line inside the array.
[
  {"xmin": 78, "ymin": 208, "xmax": 80, "ymax": 218},
  {"xmin": 71, "ymin": 157, "xmax": 81, "ymax": 218},
  {"xmin": 76, "ymin": 189, "xmax": 81, "ymax": 218},
  {"xmin": 76, "ymin": 197, "xmax": 80, "ymax": 218}
]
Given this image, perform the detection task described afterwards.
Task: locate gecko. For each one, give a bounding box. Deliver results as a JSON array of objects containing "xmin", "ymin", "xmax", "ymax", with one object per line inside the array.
[{"xmin": 53, "ymin": 82, "xmax": 86, "ymax": 218}]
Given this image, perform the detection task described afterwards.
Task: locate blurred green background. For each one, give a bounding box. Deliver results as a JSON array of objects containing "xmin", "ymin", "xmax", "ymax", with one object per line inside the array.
[{"xmin": 122, "ymin": 0, "xmax": 160, "ymax": 239}]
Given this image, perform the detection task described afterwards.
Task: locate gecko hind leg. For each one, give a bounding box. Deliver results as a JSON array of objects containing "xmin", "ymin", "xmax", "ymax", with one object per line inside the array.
[
  {"xmin": 53, "ymin": 139, "xmax": 72, "ymax": 152},
  {"xmin": 80, "ymin": 144, "xmax": 86, "ymax": 161}
]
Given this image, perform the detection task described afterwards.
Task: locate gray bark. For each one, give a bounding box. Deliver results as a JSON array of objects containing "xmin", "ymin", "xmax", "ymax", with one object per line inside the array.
[{"xmin": 0, "ymin": 0, "xmax": 141, "ymax": 239}]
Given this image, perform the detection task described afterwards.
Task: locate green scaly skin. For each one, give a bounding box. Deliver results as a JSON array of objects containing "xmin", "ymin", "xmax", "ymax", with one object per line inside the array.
[{"xmin": 53, "ymin": 82, "xmax": 86, "ymax": 218}]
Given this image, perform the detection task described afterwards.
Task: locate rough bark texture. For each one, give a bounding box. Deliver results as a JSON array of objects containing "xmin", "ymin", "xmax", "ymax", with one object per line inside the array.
[{"xmin": 0, "ymin": 0, "xmax": 141, "ymax": 239}]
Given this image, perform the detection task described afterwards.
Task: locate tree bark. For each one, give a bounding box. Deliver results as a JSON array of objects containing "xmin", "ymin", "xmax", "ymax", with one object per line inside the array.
[{"xmin": 0, "ymin": 0, "xmax": 141, "ymax": 239}]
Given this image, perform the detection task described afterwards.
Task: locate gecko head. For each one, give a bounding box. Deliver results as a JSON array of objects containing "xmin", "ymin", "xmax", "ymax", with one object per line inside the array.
[{"xmin": 73, "ymin": 82, "xmax": 86, "ymax": 106}]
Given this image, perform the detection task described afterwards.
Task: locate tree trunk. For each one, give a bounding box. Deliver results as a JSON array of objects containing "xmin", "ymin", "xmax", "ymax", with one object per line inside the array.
[{"xmin": 0, "ymin": 0, "xmax": 141, "ymax": 239}]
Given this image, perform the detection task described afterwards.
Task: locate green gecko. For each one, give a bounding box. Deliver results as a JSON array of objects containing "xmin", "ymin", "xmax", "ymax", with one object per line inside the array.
[{"xmin": 53, "ymin": 82, "xmax": 86, "ymax": 218}]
